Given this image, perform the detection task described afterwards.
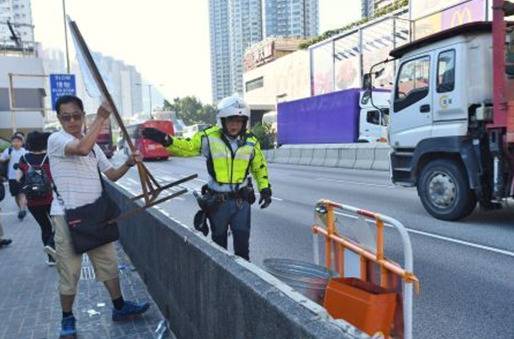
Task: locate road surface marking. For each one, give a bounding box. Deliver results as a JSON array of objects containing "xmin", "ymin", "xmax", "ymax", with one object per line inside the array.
[{"xmin": 334, "ymin": 211, "xmax": 514, "ymax": 258}]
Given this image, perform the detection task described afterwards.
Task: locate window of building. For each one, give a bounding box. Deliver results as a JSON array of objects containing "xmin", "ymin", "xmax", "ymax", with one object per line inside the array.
[{"xmin": 245, "ymin": 76, "xmax": 264, "ymax": 92}]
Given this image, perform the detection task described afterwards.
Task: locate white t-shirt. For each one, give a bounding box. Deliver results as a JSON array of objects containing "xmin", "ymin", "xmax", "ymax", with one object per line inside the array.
[
  {"xmin": 0, "ymin": 147, "xmax": 26, "ymax": 180},
  {"xmin": 48, "ymin": 130, "xmax": 113, "ymax": 215}
]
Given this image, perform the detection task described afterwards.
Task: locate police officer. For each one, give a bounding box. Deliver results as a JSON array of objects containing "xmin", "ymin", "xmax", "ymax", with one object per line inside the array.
[{"xmin": 142, "ymin": 95, "xmax": 272, "ymax": 260}]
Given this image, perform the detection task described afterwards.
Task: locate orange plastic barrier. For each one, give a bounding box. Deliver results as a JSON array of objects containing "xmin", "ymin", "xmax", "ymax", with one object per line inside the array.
[{"xmin": 324, "ymin": 277, "xmax": 397, "ymax": 336}]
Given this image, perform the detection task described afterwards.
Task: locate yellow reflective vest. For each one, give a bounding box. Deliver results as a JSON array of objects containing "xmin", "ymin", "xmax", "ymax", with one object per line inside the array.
[{"xmin": 165, "ymin": 126, "xmax": 270, "ymax": 191}]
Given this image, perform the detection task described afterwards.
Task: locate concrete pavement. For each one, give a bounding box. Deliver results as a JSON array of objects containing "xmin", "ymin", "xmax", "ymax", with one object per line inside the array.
[{"xmin": 0, "ymin": 192, "xmax": 166, "ymax": 339}]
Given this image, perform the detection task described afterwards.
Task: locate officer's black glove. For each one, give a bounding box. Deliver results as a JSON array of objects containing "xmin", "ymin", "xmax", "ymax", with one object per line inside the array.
[
  {"xmin": 258, "ymin": 188, "xmax": 272, "ymax": 209},
  {"xmin": 141, "ymin": 127, "xmax": 173, "ymax": 147}
]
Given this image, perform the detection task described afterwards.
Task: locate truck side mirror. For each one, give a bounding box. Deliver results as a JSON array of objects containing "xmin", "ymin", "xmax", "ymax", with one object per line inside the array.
[{"xmin": 361, "ymin": 89, "xmax": 371, "ymax": 105}]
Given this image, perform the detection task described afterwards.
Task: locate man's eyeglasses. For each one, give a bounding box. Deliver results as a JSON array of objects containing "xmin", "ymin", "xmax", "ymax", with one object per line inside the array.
[{"xmin": 59, "ymin": 112, "xmax": 84, "ymax": 122}]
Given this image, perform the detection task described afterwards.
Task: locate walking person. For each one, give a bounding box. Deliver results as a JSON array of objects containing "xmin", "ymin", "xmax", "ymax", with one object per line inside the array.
[
  {"xmin": 48, "ymin": 95, "xmax": 149, "ymax": 338},
  {"xmin": 0, "ymin": 221, "xmax": 12, "ymax": 248},
  {"xmin": 142, "ymin": 94, "xmax": 272, "ymax": 261},
  {"xmin": 17, "ymin": 131, "xmax": 56, "ymax": 266},
  {"xmin": 0, "ymin": 134, "xmax": 28, "ymax": 220}
]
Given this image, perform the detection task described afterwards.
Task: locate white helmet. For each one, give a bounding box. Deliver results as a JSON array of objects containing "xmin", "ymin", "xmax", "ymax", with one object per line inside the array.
[{"xmin": 216, "ymin": 94, "xmax": 250, "ymax": 121}]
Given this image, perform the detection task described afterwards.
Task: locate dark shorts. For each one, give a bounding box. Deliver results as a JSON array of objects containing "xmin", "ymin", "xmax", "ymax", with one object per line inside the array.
[{"xmin": 8, "ymin": 180, "xmax": 22, "ymax": 196}]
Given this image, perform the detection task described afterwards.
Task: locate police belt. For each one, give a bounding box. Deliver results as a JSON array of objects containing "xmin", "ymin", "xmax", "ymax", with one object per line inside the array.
[{"xmin": 206, "ymin": 185, "xmax": 255, "ymax": 203}]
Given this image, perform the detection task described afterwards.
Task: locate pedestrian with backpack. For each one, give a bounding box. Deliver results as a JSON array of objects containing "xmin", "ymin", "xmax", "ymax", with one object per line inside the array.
[
  {"xmin": 17, "ymin": 131, "xmax": 55, "ymax": 266},
  {"xmin": 0, "ymin": 134, "xmax": 28, "ymax": 220}
]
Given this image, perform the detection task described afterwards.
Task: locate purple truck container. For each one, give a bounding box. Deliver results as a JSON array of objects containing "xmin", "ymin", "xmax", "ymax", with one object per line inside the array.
[{"xmin": 277, "ymin": 88, "xmax": 361, "ymax": 145}]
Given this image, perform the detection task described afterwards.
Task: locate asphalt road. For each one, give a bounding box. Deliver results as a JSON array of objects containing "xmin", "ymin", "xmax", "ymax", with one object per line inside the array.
[{"xmin": 114, "ymin": 155, "xmax": 514, "ymax": 339}]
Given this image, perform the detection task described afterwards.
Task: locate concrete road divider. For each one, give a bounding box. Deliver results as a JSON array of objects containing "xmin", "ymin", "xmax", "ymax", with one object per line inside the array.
[
  {"xmin": 353, "ymin": 144, "xmax": 375, "ymax": 170},
  {"xmin": 299, "ymin": 148, "xmax": 314, "ymax": 165},
  {"xmin": 107, "ymin": 182, "xmax": 365, "ymax": 339},
  {"xmin": 311, "ymin": 149, "xmax": 327, "ymax": 166},
  {"xmin": 372, "ymin": 144, "xmax": 392, "ymax": 171},
  {"xmin": 267, "ymin": 148, "xmax": 276, "ymax": 163},
  {"xmin": 337, "ymin": 145, "xmax": 357, "ymax": 169},
  {"xmin": 288, "ymin": 148, "xmax": 302, "ymax": 165},
  {"xmin": 264, "ymin": 143, "xmax": 391, "ymax": 172},
  {"xmin": 323, "ymin": 149, "xmax": 339, "ymax": 167},
  {"xmin": 273, "ymin": 147, "xmax": 290, "ymax": 163}
]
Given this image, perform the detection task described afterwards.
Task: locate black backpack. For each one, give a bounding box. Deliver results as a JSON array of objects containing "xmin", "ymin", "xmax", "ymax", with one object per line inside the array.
[{"xmin": 22, "ymin": 154, "xmax": 52, "ymax": 198}]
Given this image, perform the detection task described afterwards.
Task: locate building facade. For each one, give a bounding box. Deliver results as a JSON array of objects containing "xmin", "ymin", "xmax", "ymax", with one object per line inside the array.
[
  {"xmin": 0, "ymin": 0, "xmax": 34, "ymax": 47},
  {"xmin": 263, "ymin": 0, "xmax": 319, "ymax": 38},
  {"xmin": 209, "ymin": 0, "xmax": 319, "ymax": 102},
  {"xmin": 228, "ymin": 0, "xmax": 263, "ymax": 95},
  {"xmin": 209, "ymin": 0, "xmax": 232, "ymax": 102}
]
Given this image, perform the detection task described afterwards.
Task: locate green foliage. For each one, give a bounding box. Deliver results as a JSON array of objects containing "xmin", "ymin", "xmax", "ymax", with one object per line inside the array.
[
  {"xmin": 251, "ymin": 122, "xmax": 275, "ymax": 150},
  {"xmin": 299, "ymin": 0, "xmax": 408, "ymax": 49},
  {"xmin": 162, "ymin": 97, "xmax": 216, "ymax": 125}
]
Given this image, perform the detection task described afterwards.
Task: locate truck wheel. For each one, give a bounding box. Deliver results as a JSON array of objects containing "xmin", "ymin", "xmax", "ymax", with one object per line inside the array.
[{"xmin": 417, "ymin": 159, "xmax": 476, "ymax": 221}]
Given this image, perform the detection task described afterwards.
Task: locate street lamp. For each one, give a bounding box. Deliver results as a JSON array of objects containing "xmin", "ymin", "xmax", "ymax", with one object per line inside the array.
[
  {"xmin": 62, "ymin": 0, "xmax": 70, "ymax": 73},
  {"xmin": 136, "ymin": 82, "xmax": 164, "ymax": 119}
]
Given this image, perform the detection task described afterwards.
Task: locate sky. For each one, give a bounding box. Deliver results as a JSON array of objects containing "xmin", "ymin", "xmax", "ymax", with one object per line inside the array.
[{"xmin": 31, "ymin": 0, "xmax": 361, "ymax": 105}]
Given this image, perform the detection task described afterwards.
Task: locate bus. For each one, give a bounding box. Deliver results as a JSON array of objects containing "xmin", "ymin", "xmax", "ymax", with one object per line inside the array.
[
  {"xmin": 85, "ymin": 114, "xmax": 115, "ymax": 158},
  {"xmin": 124, "ymin": 120, "xmax": 174, "ymax": 160}
]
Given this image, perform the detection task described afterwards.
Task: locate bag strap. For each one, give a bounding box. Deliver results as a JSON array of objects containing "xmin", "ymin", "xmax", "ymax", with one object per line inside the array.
[{"xmin": 91, "ymin": 148, "xmax": 106, "ymax": 192}]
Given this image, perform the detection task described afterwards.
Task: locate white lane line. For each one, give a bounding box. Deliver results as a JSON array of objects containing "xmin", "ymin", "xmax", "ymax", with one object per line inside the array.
[
  {"xmin": 334, "ymin": 211, "xmax": 514, "ymax": 258},
  {"xmin": 316, "ymin": 177, "xmax": 395, "ymax": 188},
  {"xmin": 271, "ymin": 197, "xmax": 283, "ymax": 201}
]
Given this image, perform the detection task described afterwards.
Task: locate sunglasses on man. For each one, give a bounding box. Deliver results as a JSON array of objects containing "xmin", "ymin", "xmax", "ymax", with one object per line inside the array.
[{"xmin": 59, "ymin": 112, "xmax": 84, "ymax": 122}]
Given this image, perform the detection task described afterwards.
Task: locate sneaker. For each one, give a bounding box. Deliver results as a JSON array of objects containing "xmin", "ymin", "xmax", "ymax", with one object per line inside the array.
[
  {"xmin": 46, "ymin": 255, "xmax": 56, "ymax": 266},
  {"xmin": 59, "ymin": 315, "xmax": 77, "ymax": 338},
  {"xmin": 0, "ymin": 238, "xmax": 12, "ymax": 247},
  {"xmin": 112, "ymin": 300, "xmax": 150, "ymax": 321},
  {"xmin": 44, "ymin": 245, "xmax": 57, "ymax": 259},
  {"xmin": 17, "ymin": 210, "xmax": 26, "ymax": 220}
]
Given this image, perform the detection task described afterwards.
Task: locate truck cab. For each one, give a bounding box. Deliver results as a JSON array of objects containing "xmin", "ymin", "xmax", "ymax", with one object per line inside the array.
[
  {"xmin": 359, "ymin": 90, "xmax": 389, "ymax": 143},
  {"xmin": 384, "ymin": 22, "xmax": 514, "ymax": 221}
]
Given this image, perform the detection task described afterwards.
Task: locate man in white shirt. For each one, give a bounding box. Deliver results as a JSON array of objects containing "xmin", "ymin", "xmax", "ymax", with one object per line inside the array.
[
  {"xmin": 48, "ymin": 95, "xmax": 149, "ymax": 338},
  {"xmin": 0, "ymin": 134, "xmax": 27, "ymax": 220}
]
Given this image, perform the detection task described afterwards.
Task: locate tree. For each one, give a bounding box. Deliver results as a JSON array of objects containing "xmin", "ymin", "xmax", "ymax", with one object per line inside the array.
[
  {"xmin": 251, "ymin": 122, "xmax": 275, "ymax": 150},
  {"xmin": 163, "ymin": 96, "xmax": 216, "ymax": 125}
]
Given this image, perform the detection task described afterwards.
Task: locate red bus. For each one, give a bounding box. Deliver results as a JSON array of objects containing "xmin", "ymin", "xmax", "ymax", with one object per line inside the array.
[
  {"xmin": 85, "ymin": 114, "xmax": 115, "ymax": 158},
  {"xmin": 125, "ymin": 120, "xmax": 174, "ymax": 160}
]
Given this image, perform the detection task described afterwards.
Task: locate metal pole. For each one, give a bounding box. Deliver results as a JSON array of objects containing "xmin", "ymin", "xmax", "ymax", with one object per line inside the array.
[
  {"xmin": 8, "ymin": 73, "xmax": 16, "ymax": 133},
  {"xmin": 62, "ymin": 0, "xmax": 70, "ymax": 73},
  {"xmin": 148, "ymin": 85, "xmax": 152, "ymax": 115}
]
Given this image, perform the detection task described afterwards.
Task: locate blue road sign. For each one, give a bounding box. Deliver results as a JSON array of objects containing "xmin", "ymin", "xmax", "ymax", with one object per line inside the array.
[{"xmin": 50, "ymin": 74, "xmax": 76, "ymax": 111}]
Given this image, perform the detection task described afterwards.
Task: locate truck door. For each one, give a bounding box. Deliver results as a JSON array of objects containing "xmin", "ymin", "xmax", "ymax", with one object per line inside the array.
[
  {"xmin": 390, "ymin": 55, "xmax": 433, "ymax": 148},
  {"xmin": 432, "ymin": 48, "xmax": 467, "ymax": 136}
]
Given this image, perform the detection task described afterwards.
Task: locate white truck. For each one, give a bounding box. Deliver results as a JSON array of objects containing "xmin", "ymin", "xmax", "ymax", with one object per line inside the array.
[{"xmin": 367, "ymin": 1, "xmax": 514, "ymax": 220}]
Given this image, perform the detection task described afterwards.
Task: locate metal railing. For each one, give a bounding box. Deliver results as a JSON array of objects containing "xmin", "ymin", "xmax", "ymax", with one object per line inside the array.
[{"xmin": 312, "ymin": 199, "xmax": 419, "ymax": 339}]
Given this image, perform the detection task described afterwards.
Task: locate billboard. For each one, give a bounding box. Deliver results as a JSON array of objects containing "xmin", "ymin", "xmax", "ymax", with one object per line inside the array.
[
  {"xmin": 334, "ymin": 32, "xmax": 361, "ymax": 90},
  {"xmin": 310, "ymin": 41, "xmax": 334, "ymax": 95},
  {"xmin": 412, "ymin": 0, "xmax": 487, "ymax": 39}
]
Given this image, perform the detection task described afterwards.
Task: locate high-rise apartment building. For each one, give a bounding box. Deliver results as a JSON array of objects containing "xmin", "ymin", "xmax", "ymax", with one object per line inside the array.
[
  {"xmin": 209, "ymin": 0, "xmax": 319, "ymax": 101},
  {"xmin": 0, "ymin": 0, "xmax": 34, "ymax": 46},
  {"xmin": 228, "ymin": 0, "xmax": 263, "ymax": 95},
  {"xmin": 263, "ymin": 0, "xmax": 319, "ymax": 38},
  {"xmin": 362, "ymin": 0, "xmax": 394, "ymax": 18},
  {"xmin": 209, "ymin": 0, "xmax": 232, "ymax": 103}
]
